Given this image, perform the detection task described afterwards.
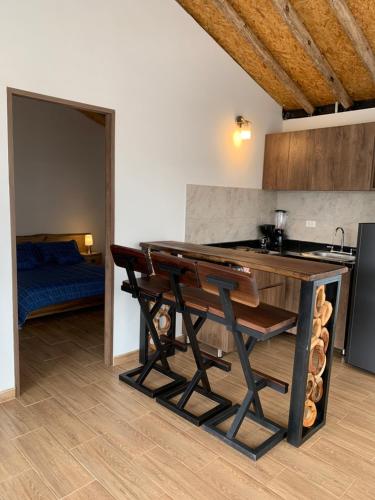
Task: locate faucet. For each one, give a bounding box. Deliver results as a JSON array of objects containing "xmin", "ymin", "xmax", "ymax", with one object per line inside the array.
[{"xmin": 335, "ymin": 227, "xmax": 345, "ymax": 253}]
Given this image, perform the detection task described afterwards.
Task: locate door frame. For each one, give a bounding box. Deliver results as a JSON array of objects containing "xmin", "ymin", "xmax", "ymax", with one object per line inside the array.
[{"xmin": 7, "ymin": 87, "xmax": 115, "ymax": 396}]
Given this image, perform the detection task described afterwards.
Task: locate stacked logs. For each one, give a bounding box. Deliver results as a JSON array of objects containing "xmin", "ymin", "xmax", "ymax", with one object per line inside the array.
[
  {"xmin": 303, "ymin": 285, "xmax": 332, "ymax": 428},
  {"xmin": 148, "ymin": 301, "xmax": 172, "ymax": 338},
  {"xmin": 153, "ymin": 305, "xmax": 171, "ymax": 335}
]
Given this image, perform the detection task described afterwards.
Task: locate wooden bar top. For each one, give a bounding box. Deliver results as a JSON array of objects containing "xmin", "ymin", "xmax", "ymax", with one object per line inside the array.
[{"xmin": 140, "ymin": 241, "xmax": 348, "ymax": 282}]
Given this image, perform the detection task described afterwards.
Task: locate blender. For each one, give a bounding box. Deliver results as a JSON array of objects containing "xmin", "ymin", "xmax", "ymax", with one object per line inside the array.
[{"xmin": 273, "ymin": 209, "xmax": 287, "ymax": 248}]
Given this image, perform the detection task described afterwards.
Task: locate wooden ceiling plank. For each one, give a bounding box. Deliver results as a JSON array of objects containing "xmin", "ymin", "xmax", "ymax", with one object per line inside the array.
[
  {"xmin": 272, "ymin": 0, "xmax": 353, "ymax": 109},
  {"xmin": 329, "ymin": 0, "xmax": 375, "ymax": 84},
  {"xmin": 203, "ymin": 0, "xmax": 314, "ymax": 114}
]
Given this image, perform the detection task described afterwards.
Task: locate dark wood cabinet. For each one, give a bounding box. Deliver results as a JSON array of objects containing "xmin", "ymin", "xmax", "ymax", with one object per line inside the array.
[
  {"xmin": 263, "ymin": 122, "xmax": 375, "ymax": 191},
  {"xmin": 335, "ymin": 269, "xmax": 351, "ymax": 351},
  {"xmin": 287, "ymin": 131, "xmax": 312, "ymax": 190},
  {"xmin": 308, "ymin": 127, "xmax": 337, "ymax": 190},
  {"xmin": 333, "ymin": 124, "xmax": 375, "ymax": 190},
  {"xmin": 263, "ymin": 133, "xmax": 290, "ymax": 190}
]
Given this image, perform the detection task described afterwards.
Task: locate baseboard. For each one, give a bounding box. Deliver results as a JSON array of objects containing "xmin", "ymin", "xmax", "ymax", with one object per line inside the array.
[
  {"xmin": 113, "ymin": 335, "xmax": 186, "ymax": 366},
  {"xmin": 113, "ymin": 349, "xmax": 139, "ymax": 366},
  {"xmin": 0, "ymin": 388, "xmax": 16, "ymax": 403}
]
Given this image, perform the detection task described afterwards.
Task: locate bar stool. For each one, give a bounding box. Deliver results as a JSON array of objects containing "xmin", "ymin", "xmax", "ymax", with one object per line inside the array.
[
  {"xmin": 150, "ymin": 251, "xmax": 232, "ymax": 426},
  {"xmin": 111, "ymin": 245, "xmax": 186, "ymax": 398},
  {"xmin": 194, "ymin": 261, "xmax": 297, "ymax": 460}
]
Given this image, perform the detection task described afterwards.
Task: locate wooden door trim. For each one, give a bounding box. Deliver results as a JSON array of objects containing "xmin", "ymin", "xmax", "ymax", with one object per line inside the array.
[
  {"xmin": 7, "ymin": 88, "xmax": 115, "ymax": 396},
  {"xmin": 370, "ymin": 134, "xmax": 375, "ymax": 190}
]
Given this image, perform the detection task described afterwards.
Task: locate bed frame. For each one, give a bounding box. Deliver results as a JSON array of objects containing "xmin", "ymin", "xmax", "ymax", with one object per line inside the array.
[{"xmin": 17, "ymin": 233, "xmax": 104, "ymax": 320}]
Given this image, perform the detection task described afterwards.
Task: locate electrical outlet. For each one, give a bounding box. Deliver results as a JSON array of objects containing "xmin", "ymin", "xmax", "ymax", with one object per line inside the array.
[{"xmin": 306, "ymin": 220, "xmax": 316, "ymax": 228}]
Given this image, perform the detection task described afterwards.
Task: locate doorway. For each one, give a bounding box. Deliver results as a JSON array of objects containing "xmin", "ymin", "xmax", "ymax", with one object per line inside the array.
[{"xmin": 7, "ymin": 88, "xmax": 115, "ymax": 396}]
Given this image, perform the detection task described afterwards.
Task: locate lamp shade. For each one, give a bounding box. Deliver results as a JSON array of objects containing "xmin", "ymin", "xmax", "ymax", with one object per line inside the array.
[
  {"xmin": 240, "ymin": 127, "xmax": 251, "ymax": 140},
  {"xmin": 235, "ymin": 115, "xmax": 252, "ymax": 141},
  {"xmin": 85, "ymin": 234, "xmax": 93, "ymax": 247}
]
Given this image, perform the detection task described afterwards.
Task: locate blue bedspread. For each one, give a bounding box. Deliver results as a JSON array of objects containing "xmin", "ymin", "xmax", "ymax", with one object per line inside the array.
[{"xmin": 18, "ymin": 262, "xmax": 105, "ymax": 326}]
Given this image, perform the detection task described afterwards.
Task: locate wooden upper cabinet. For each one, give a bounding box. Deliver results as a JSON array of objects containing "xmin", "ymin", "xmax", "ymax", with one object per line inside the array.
[
  {"xmin": 263, "ymin": 133, "xmax": 290, "ymax": 189},
  {"xmin": 333, "ymin": 123, "xmax": 375, "ymax": 191},
  {"xmin": 308, "ymin": 127, "xmax": 337, "ymax": 190},
  {"xmin": 287, "ymin": 131, "xmax": 312, "ymax": 190},
  {"xmin": 262, "ymin": 122, "xmax": 375, "ymax": 191},
  {"xmin": 263, "ymin": 130, "xmax": 311, "ymax": 190}
]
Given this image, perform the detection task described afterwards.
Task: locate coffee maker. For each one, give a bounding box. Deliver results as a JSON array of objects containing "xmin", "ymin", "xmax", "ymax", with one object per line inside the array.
[
  {"xmin": 273, "ymin": 209, "xmax": 287, "ymax": 248},
  {"xmin": 259, "ymin": 224, "xmax": 275, "ymax": 249}
]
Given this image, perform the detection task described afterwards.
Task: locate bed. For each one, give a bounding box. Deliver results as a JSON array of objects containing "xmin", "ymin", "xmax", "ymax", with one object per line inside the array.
[{"xmin": 16, "ymin": 233, "xmax": 105, "ymax": 326}]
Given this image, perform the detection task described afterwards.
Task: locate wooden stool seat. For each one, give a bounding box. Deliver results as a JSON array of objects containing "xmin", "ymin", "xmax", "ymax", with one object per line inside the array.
[
  {"xmin": 163, "ymin": 288, "xmax": 296, "ymax": 336},
  {"xmin": 122, "ymin": 275, "xmax": 171, "ymax": 298},
  {"xmin": 209, "ymin": 301, "xmax": 296, "ymax": 336}
]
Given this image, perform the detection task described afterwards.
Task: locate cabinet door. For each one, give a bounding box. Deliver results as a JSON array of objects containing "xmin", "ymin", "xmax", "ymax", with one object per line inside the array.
[
  {"xmin": 263, "ymin": 130, "xmax": 313, "ymax": 190},
  {"xmin": 334, "ymin": 123, "xmax": 375, "ymax": 190},
  {"xmin": 287, "ymin": 130, "xmax": 312, "ymax": 190},
  {"xmin": 263, "ymin": 133, "xmax": 290, "ymax": 189},
  {"xmin": 253, "ymin": 270, "xmax": 285, "ymax": 308},
  {"xmin": 334, "ymin": 269, "xmax": 351, "ymax": 351},
  {"xmin": 308, "ymin": 127, "xmax": 337, "ymax": 190},
  {"xmin": 284, "ymin": 277, "xmax": 301, "ymax": 314}
]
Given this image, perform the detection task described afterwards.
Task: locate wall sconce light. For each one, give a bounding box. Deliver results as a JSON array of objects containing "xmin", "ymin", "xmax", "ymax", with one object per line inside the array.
[
  {"xmin": 85, "ymin": 233, "xmax": 94, "ymax": 254},
  {"xmin": 235, "ymin": 115, "xmax": 252, "ymax": 140}
]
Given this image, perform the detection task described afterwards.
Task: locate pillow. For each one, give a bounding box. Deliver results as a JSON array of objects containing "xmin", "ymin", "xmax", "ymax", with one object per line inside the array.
[
  {"xmin": 35, "ymin": 240, "xmax": 84, "ymax": 265},
  {"xmin": 17, "ymin": 242, "xmax": 39, "ymax": 270}
]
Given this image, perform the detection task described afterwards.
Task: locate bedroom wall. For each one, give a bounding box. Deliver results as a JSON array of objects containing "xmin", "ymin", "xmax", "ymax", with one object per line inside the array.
[
  {"xmin": 13, "ymin": 97, "xmax": 106, "ymax": 254},
  {"xmin": 0, "ymin": 0, "xmax": 282, "ymax": 392}
]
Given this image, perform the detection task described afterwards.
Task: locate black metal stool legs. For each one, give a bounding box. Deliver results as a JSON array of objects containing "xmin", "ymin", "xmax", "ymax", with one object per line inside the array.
[
  {"xmin": 204, "ymin": 331, "xmax": 287, "ymax": 461},
  {"xmin": 156, "ymin": 311, "xmax": 232, "ymax": 426},
  {"xmin": 119, "ymin": 296, "xmax": 186, "ymax": 398}
]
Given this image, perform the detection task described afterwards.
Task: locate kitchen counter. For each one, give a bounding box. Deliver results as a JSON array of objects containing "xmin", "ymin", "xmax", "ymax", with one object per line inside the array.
[
  {"xmin": 141, "ymin": 240, "xmax": 348, "ymax": 281},
  {"xmin": 209, "ymin": 238, "xmax": 356, "ymax": 266}
]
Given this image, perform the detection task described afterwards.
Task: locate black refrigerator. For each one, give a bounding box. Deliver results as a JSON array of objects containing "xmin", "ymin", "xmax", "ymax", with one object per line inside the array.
[{"xmin": 347, "ymin": 223, "xmax": 375, "ymax": 373}]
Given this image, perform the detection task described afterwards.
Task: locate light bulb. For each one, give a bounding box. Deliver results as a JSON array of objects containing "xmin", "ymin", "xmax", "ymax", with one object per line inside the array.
[{"xmin": 240, "ymin": 128, "xmax": 251, "ymax": 140}]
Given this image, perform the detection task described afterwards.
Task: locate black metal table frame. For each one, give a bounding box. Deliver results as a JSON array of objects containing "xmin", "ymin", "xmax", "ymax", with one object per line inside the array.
[{"xmin": 139, "ymin": 273, "xmax": 342, "ymax": 448}]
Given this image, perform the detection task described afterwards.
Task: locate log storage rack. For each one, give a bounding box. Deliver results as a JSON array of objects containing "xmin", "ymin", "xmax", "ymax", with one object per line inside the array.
[
  {"xmin": 288, "ymin": 277, "xmax": 341, "ymax": 445},
  {"xmin": 140, "ymin": 241, "xmax": 346, "ymax": 448}
]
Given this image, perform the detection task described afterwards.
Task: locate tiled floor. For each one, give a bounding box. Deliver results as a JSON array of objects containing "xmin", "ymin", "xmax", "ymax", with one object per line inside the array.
[{"xmin": 1, "ymin": 308, "xmax": 375, "ymax": 499}]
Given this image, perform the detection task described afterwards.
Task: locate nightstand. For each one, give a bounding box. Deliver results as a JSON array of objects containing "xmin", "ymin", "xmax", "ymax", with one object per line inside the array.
[{"xmin": 81, "ymin": 252, "xmax": 102, "ymax": 265}]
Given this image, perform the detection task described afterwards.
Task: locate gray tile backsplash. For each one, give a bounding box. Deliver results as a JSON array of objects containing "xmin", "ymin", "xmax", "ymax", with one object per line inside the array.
[
  {"xmin": 277, "ymin": 191, "xmax": 375, "ymax": 247},
  {"xmin": 185, "ymin": 185, "xmax": 375, "ymax": 247},
  {"xmin": 185, "ymin": 185, "xmax": 276, "ymax": 244}
]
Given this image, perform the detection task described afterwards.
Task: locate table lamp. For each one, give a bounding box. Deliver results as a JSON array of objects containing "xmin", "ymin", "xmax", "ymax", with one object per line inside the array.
[{"xmin": 85, "ymin": 234, "xmax": 94, "ymax": 254}]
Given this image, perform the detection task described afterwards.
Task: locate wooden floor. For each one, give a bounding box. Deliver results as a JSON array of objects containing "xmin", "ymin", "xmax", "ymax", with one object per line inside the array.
[{"xmin": 1, "ymin": 309, "xmax": 375, "ymax": 499}]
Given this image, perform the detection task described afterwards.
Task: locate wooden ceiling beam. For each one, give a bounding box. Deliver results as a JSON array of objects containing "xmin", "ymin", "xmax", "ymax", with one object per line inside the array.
[
  {"xmin": 328, "ymin": 0, "xmax": 375, "ymax": 85},
  {"xmin": 203, "ymin": 0, "xmax": 314, "ymax": 114},
  {"xmin": 271, "ymin": 0, "xmax": 353, "ymax": 109}
]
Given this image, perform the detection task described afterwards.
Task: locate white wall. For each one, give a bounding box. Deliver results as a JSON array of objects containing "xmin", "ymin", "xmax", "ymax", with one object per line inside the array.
[
  {"xmin": 282, "ymin": 107, "xmax": 375, "ymax": 132},
  {"xmin": 13, "ymin": 97, "xmax": 106, "ymax": 254},
  {"xmin": 0, "ymin": 0, "xmax": 282, "ymax": 392}
]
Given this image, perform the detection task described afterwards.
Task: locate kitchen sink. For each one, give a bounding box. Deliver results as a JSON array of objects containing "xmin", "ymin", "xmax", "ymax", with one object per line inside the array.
[{"xmin": 302, "ymin": 250, "xmax": 356, "ymax": 262}]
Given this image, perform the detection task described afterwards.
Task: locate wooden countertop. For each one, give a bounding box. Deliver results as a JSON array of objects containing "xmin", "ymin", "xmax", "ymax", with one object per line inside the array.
[{"xmin": 140, "ymin": 241, "xmax": 348, "ymax": 282}]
